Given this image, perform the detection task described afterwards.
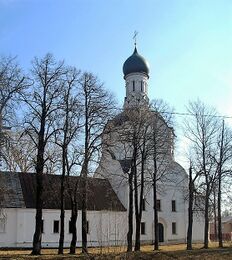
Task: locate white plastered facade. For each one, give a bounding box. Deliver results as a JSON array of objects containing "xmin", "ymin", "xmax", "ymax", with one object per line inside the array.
[{"xmin": 0, "ymin": 208, "xmax": 127, "ymax": 248}]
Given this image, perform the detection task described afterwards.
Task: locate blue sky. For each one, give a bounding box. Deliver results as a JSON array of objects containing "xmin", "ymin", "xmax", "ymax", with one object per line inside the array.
[
  {"xmin": 1, "ymin": 0, "xmax": 232, "ymax": 163},
  {"xmin": 1, "ymin": 0, "xmax": 231, "ymax": 113}
]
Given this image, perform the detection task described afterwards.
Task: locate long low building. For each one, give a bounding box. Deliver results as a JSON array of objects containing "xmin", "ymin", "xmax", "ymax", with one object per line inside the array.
[
  {"xmin": 0, "ymin": 171, "xmax": 127, "ymax": 248},
  {"xmin": 0, "ymin": 170, "xmax": 204, "ymax": 248}
]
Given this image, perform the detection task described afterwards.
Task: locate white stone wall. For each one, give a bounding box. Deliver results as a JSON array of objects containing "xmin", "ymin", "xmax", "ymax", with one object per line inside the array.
[
  {"xmin": 0, "ymin": 200, "xmax": 204, "ymax": 248},
  {"xmin": 96, "ymin": 149, "xmax": 204, "ymax": 244},
  {"xmin": 0, "ymin": 208, "xmax": 17, "ymax": 247},
  {"xmin": 124, "ymin": 72, "xmax": 149, "ymax": 107},
  {"xmin": 125, "ymin": 73, "xmax": 149, "ymax": 96},
  {"xmin": 138, "ymin": 183, "xmax": 187, "ymax": 243},
  {"xmin": 0, "ymin": 208, "xmax": 127, "ymax": 248}
]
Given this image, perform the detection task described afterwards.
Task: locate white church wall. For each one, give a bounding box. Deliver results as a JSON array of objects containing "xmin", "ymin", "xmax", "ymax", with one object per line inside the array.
[
  {"xmin": 141, "ymin": 183, "xmax": 188, "ymax": 243},
  {"xmin": 125, "ymin": 73, "xmax": 148, "ymax": 96},
  {"xmin": 96, "ymin": 148, "xmax": 204, "ymax": 244},
  {"xmin": 191, "ymin": 213, "xmax": 205, "ymax": 242},
  {"xmin": 95, "ymin": 151, "xmax": 128, "ymax": 208}
]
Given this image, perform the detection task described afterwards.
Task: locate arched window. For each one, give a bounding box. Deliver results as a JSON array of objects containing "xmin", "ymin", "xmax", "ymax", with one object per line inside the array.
[{"xmin": 133, "ymin": 81, "xmax": 135, "ymax": 91}]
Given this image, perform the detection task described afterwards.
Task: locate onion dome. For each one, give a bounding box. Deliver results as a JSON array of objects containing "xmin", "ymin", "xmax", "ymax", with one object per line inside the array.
[{"xmin": 123, "ymin": 47, "xmax": 149, "ymax": 77}]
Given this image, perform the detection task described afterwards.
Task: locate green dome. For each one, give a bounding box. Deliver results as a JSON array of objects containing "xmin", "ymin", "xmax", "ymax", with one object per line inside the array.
[{"xmin": 123, "ymin": 47, "xmax": 149, "ymax": 77}]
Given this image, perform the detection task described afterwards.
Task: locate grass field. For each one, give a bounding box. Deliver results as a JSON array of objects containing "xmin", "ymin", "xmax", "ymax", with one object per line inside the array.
[{"xmin": 0, "ymin": 242, "xmax": 232, "ymax": 259}]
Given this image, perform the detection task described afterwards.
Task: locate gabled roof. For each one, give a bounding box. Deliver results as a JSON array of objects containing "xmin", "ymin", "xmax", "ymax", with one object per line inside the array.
[
  {"xmin": 0, "ymin": 171, "xmax": 25, "ymax": 208},
  {"xmin": 0, "ymin": 171, "xmax": 126, "ymax": 212}
]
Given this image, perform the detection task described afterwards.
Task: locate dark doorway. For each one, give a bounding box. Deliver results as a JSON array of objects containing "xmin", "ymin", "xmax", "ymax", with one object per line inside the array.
[{"xmin": 158, "ymin": 223, "xmax": 164, "ymax": 242}]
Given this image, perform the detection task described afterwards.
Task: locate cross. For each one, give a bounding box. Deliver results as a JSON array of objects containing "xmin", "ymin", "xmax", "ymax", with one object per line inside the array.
[{"xmin": 133, "ymin": 31, "xmax": 138, "ymax": 46}]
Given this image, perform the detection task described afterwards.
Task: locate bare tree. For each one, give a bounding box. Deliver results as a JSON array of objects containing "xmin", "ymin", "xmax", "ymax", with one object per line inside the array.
[
  {"xmin": 3, "ymin": 132, "xmax": 35, "ymax": 172},
  {"xmin": 118, "ymin": 106, "xmax": 150, "ymax": 251},
  {"xmin": 184, "ymin": 100, "xmax": 219, "ymax": 249},
  {"xmin": 78, "ymin": 72, "xmax": 116, "ymax": 253},
  {"xmin": 108, "ymin": 106, "xmax": 150, "ymax": 252},
  {"xmin": 22, "ymin": 54, "xmax": 65, "ymax": 255},
  {"xmin": 213, "ymin": 120, "xmax": 232, "ymax": 247},
  {"xmin": 185, "ymin": 159, "xmax": 203, "ymax": 250},
  {"xmin": 67, "ymin": 173, "xmax": 80, "ymax": 254},
  {"xmin": 148, "ymin": 100, "xmax": 174, "ymax": 251},
  {"xmin": 100, "ymin": 100, "xmax": 173, "ymax": 252},
  {"xmin": 54, "ymin": 67, "xmax": 81, "ymax": 254},
  {"xmin": 0, "ymin": 56, "xmax": 28, "ymax": 169}
]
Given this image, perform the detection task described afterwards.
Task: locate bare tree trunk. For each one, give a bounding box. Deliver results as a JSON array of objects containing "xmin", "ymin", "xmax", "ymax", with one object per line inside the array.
[
  {"xmin": 58, "ymin": 160, "xmax": 65, "ymax": 254},
  {"xmin": 218, "ymin": 119, "xmax": 224, "ymax": 248},
  {"xmin": 134, "ymin": 212, "xmax": 141, "ymax": 251},
  {"xmin": 134, "ymin": 171, "xmax": 141, "ymax": 251},
  {"xmin": 127, "ymin": 170, "xmax": 133, "ymax": 252},
  {"xmin": 81, "ymin": 165, "xmax": 88, "ymax": 253},
  {"xmin": 213, "ymin": 190, "xmax": 218, "ymax": 241},
  {"xmin": 203, "ymin": 187, "xmax": 210, "ymax": 249},
  {"xmin": 218, "ymin": 177, "xmax": 223, "ymax": 247},
  {"xmin": 32, "ymin": 115, "xmax": 46, "ymax": 255},
  {"xmin": 153, "ymin": 152, "xmax": 159, "ymax": 251},
  {"xmin": 135, "ymin": 152, "xmax": 145, "ymax": 251},
  {"xmin": 70, "ymin": 201, "xmax": 78, "ymax": 254},
  {"xmin": 153, "ymin": 180, "xmax": 159, "ymax": 250},
  {"xmin": 187, "ymin": 165, "xmax": 193, "ymax": 250},
  {"xmin": 134, "ymin": 146, "xmax": 141, "ymax": 251},
  {"xmin": 32, "ymin": 172, "xmax": 43, "ymax": 255}
]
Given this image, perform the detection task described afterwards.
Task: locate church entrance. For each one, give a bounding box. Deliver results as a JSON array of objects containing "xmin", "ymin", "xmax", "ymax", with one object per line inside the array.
[{"xmin": 158, "ymin": 223, "xmax": 164, "ymax": 242}]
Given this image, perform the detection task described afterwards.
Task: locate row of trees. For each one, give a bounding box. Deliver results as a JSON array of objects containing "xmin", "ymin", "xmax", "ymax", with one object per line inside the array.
[
  {"xmin": 1, "ymin": 54, "xmax": 232, "ymax": 254},
  {"xmin": 100, "ymin": 100, "xmax": 177, "ymax": 252},
  {"xmin": 0, "ymin": 54, "xmax": 116, "ymax": 254},
  {"xmin": 184, "ymin": 101, "xmax": 232, "ymax": 249},
  {"xmin": 119, "ymin": 99, "xmax": 232, "ymax": 252}
]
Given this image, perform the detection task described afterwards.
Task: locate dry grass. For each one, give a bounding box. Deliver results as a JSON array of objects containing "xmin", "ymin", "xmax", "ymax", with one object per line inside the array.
[
  {"xmin": 0, "ymin": 242, "xmax": 232, "ymax": 259},
  {"xmin": 142, "ymin": 241, "xmax": 232, "ymax": 252}
]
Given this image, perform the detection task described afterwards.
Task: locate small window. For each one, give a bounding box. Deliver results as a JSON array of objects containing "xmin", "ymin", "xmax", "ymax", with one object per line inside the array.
[
  {"xmin": 172, "ymin": 222, "xmax": 176, "ymax": 234},
  {"xmin": 0, "ymin": 218, "xmax": 6, "ymax": 233},
  {"xmin": 172, "ymin": 200, "xmax": 176, "ymax": 212},
  {"xmin": 133, "ymin": 81, "xmax": 135, "ymax": 91},
  {"xmin": 157, "ymin": 199, "xmax": 161, "ymax": 211},
  {"xmin": 142, "ymin": 198, "xmax": 146, "ymax": 211},
  {"xmin": 141, "ymin": 81, "xmax": 143, "ymax": 91},
  {"xmin": 53, "ymin": 220, "xmax": 59, "ymax": 233},
  {"xmin": 141, "ymin": 222, "xmax": 146, "ymax": 235},
  {"xmin": 41, "ymin": 219, "xmax": 44, "ymax": 233}
]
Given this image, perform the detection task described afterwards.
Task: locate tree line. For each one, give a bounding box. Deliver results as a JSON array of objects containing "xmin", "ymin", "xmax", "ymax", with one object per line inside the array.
[{"xmin": 0, "ymin": 54, "xmax": 232, "ymax": 255}]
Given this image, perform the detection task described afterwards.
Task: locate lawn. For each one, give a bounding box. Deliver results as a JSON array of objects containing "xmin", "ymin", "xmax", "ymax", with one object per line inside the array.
[{"xmin": 0, "ymin": 242, "xmax": 232, "ymax": 259}]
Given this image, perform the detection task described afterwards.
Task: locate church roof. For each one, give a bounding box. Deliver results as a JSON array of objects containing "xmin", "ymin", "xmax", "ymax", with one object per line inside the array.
[
  {"xmin": 123, "ymin": 47, "xmax": 149, "ymax": 77},
  {"xmin": 0, "ymin": 171, "xmax": 126, "ymax": 211}
]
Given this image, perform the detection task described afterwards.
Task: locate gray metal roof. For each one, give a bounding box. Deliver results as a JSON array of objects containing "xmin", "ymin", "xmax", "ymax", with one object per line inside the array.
[
  {"xmin": 0, "ymin": 171, "xmax": 126, "ymax": 211},
  {"xmin": 0, "ymin": 172, "xmax": 25, "ymax": 208}
]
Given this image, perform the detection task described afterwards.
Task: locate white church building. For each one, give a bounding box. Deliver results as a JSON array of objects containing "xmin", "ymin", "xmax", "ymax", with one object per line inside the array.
[{"xmin": 0, "ymin": 46, "xmax": 204, "ymax": 248}]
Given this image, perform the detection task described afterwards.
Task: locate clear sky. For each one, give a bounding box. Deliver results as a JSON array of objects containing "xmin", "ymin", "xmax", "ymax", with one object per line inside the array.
[{"xmin": 1, "ymin": 0, "xmax": 232, "ymax": 163}]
